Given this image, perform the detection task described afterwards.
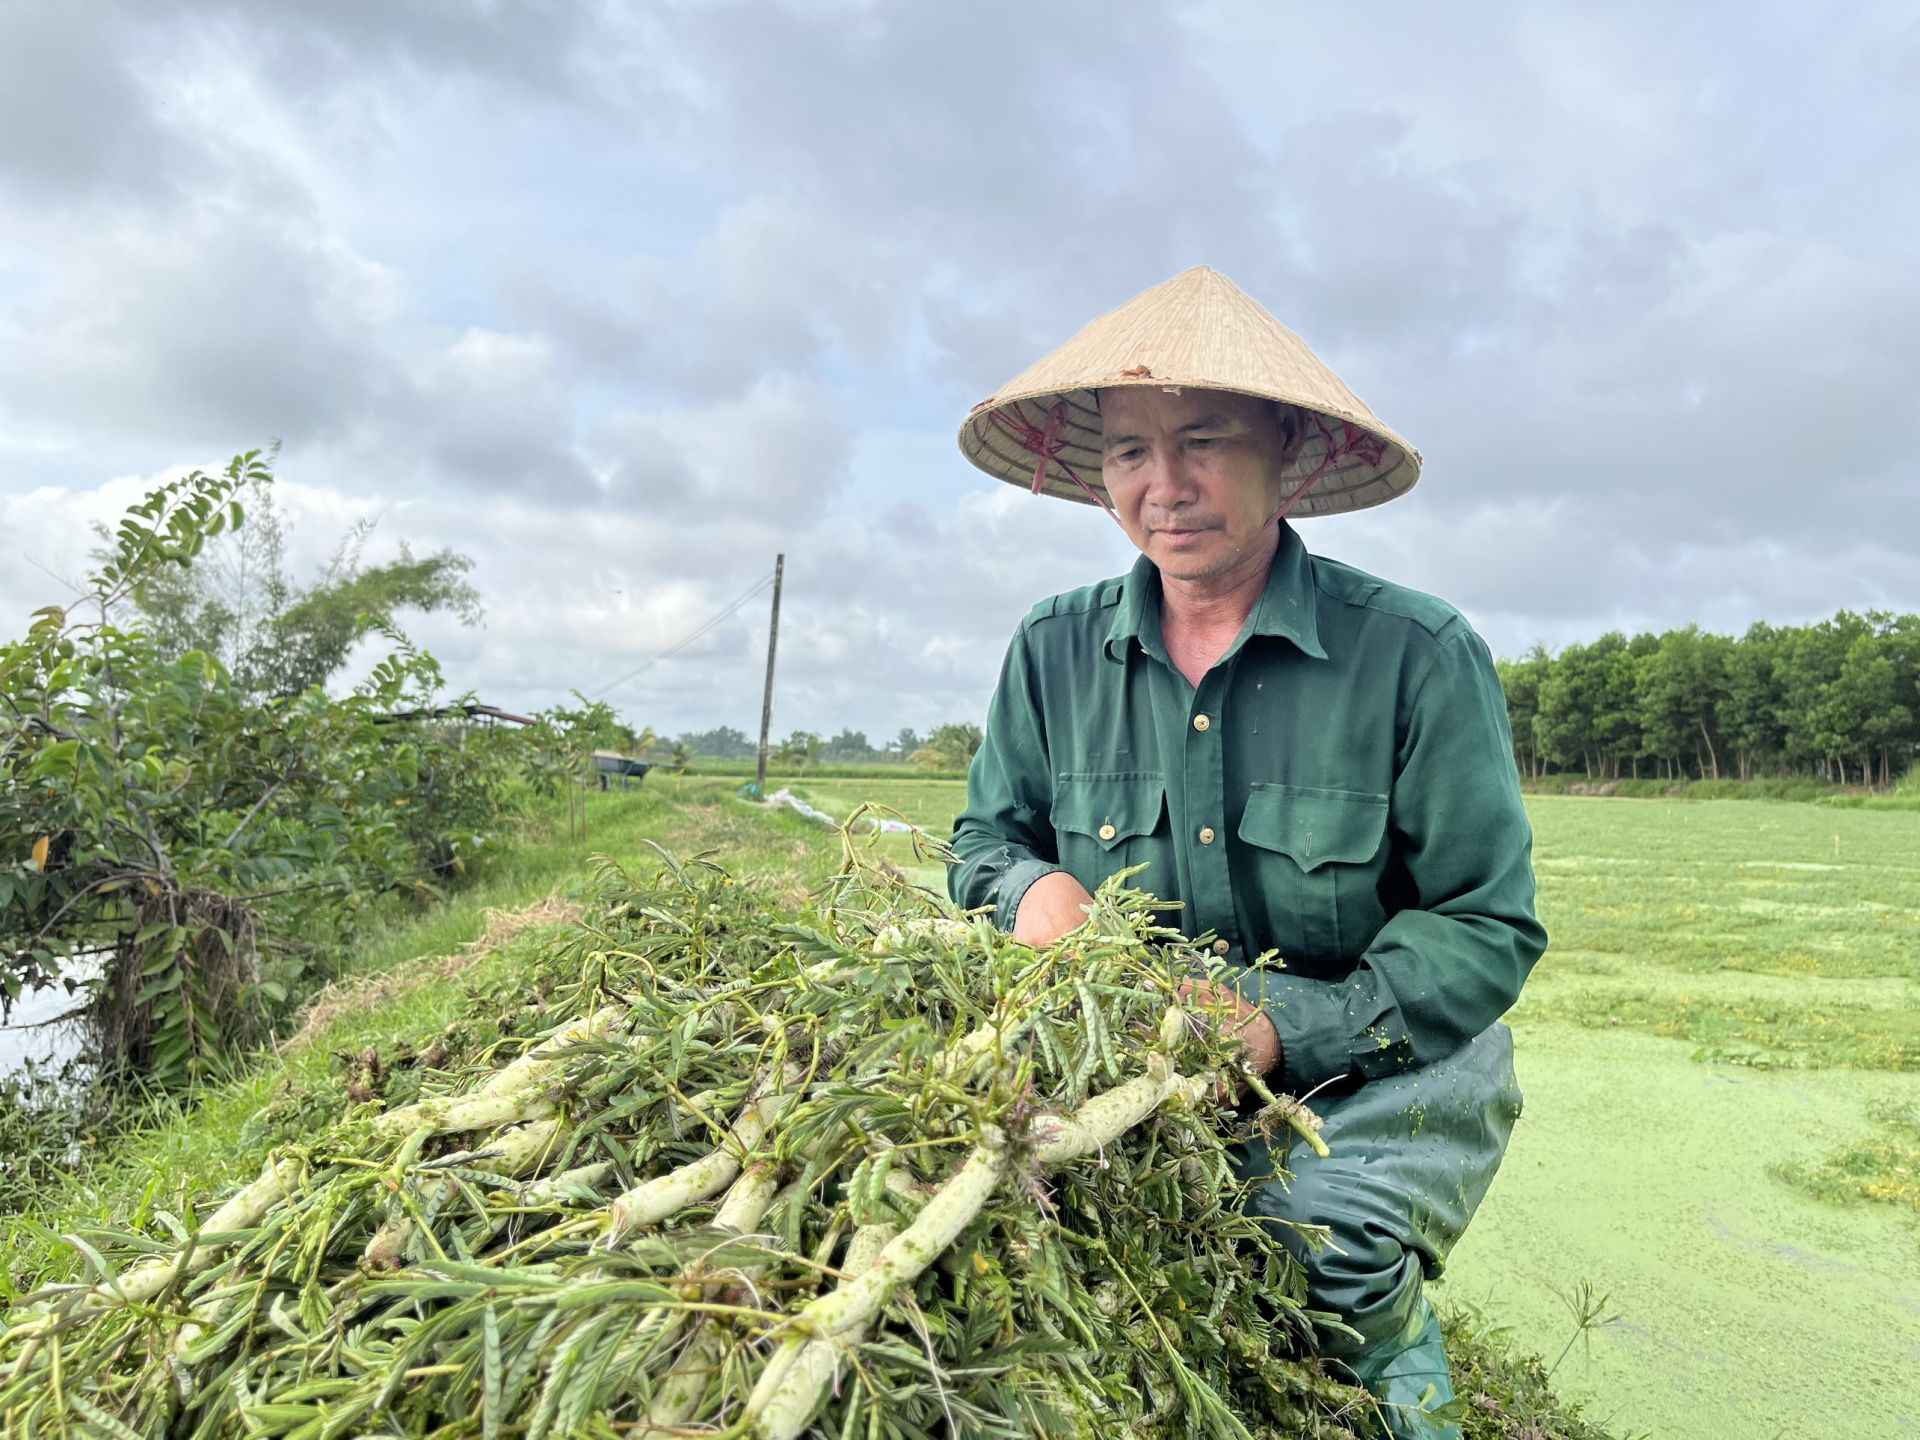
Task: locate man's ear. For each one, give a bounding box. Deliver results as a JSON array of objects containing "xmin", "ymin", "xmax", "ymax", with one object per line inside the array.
[{"xmin": 1272, "ymin": 402, "xmax": 1309, "ymax": 469}]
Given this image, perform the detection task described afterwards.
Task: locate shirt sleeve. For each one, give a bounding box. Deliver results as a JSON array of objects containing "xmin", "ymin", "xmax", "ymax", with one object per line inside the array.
[
  {"xmin": 1229, "ymin": 623, "xmax": 1547, "ymax": 1088},
  {"xmin": 948, "ymin": 624, "xmax": 1065, "ymax": 929}
]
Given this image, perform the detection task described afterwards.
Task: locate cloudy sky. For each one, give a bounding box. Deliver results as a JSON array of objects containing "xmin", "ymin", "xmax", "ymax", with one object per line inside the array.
[{"xmin": 2, "ymin": 1, "xmax": 1915, "ymax": 742}]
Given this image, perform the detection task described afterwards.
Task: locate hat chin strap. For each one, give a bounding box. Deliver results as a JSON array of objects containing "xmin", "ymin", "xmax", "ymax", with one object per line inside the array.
[
  {"xmin": 990, "ymin": 399, "xmax": 1117, "ymax": 518},
  {"xmin": 1263, "ymin": 413, "xmax": 1388, "ymax": 525}
]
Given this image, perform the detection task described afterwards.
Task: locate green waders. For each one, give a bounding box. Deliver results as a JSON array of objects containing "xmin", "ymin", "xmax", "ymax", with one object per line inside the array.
[{"xmin": 1233, "ymin": 1024, "xmax": 1523, "ymax": 1439}]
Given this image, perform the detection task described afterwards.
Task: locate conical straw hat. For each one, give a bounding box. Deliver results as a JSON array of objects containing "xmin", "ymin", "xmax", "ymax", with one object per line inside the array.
[{"xmin": 957, "ymin": 266, "xmax": 1420, "ymax": 517}]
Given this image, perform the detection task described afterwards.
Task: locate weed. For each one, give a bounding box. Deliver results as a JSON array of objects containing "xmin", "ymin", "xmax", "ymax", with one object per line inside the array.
[{"xmin": 1772, "ymin": 1100, "xmax": 1920, "ymax": 1215}]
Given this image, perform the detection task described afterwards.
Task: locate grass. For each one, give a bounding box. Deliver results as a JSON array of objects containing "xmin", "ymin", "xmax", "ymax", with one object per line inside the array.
[
  {"xmin": 1512, "ymin": 798, "xmax": 1920, "ymax": 1082},
  {"xmin": 1521, "ymin": 773, "xmax": 1850, "ymax": 802},
  {"xmin": 1772, "ymin": 1099, "xmax": 1920, "ymax": 1214},
  {"xmin": 1519, "ymin": 771, "xmax": 1920, "ymax": 809},
  {"xmin": 683, "ymin": 759, "xmax": 970, "ymax": 781},
  {"xmin": 1515, "ymin": 988, "xmax": 1920, "ymax": 1071},
  {"xmin": 1, "ymin": 778, "xmax": 847, "ymax": 1287},
  {"xmin": 15, "ymin": 782, "xmax": 1920, "ymax": 1435},
  {"xmin": 3, "ymin": 776, "xmax": 1620, "ymax": 1439},
  {"xmin": 1821, "ymin": 771, "xmax": 1920, "ymax": 811}
]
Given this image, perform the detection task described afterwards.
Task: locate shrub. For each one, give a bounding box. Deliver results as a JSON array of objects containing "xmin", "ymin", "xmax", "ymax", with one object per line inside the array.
[{"xmin": 2, "ymin": 458, "xmax": 512, "ymax": 1086}]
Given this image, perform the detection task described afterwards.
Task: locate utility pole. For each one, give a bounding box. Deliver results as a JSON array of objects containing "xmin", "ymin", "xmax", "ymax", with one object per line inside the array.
[{"xmin": 754, "ymin": 554, "xmax": 785, "ymax": 796}]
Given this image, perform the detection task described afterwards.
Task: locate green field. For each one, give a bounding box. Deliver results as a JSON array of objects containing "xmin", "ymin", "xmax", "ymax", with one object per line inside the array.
[
  {"xmin": 779, "ymin": 781, "xmax": 1920, "ymax": 1439},
  {"xmin": 1453, "ymin": 799, "xmax": 1920, "ymax": 1440},
  {"xmin": 11, "ymin": 781, "xmax": 1916, "ymax": 1437}
]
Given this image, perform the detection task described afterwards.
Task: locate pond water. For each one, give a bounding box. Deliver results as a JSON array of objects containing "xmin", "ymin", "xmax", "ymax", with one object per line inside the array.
[{"xmin": 0, "ymin": 968, "xmax": 94, "ymax": 1082}]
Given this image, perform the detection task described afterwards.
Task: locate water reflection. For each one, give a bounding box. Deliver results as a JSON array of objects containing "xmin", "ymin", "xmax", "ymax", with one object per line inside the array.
[{"xmin": 1, "ymin": 967, "xmax": 93, "ymax": 1081}]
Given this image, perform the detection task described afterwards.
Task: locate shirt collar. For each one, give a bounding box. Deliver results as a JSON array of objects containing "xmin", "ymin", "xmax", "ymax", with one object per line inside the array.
[{"xmin": 1103, "ymin": 522, "xmax": 1327, "ymax": 663}]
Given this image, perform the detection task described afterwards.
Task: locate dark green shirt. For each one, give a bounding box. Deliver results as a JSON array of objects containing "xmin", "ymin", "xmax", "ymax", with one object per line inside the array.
[{"xmin": 949, "ymin": 524, "xmax": 1545, "ymax": 1090}]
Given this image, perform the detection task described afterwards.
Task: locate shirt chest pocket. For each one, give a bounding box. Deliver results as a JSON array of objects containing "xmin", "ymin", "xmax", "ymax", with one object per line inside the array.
[
  {"xmin": 1052, "ymin": 771, "xmax": 1172, "ymax": 898},
  {"xmin": 1238, "ymin": 782, "xmax": 1387, "ymax": 961}
]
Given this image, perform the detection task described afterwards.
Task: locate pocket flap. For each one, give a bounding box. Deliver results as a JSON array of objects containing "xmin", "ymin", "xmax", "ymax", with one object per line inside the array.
[
  {"xmin": 1054, "ymin": 772, "xmax": 1167, "ymax": 851},
  {"xmin": 1239, "ymin": 783, "xmax": 1387, "ymax": 871}
]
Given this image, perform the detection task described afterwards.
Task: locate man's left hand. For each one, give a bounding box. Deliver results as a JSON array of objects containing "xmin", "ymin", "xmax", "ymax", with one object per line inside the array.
[{"xmin": 1176, "ymin": 978, "xmax": 1283, "ymax": 1087}]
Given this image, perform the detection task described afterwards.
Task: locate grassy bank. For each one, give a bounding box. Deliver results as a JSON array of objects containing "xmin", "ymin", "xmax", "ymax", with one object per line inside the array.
[
  {"xmin": 4, "ymin": 776, "xmax": 1611, "ymax": 1439},
  {"xmin": 1, "ymin": 779, "xmax": 843, "ymax": 1279},
  {"xmin": 1523, "ymin": 774, "xmax": 1840, "ymax": 802},
  {"xmin": 1520, "ymin": 772, "xmax": 1920, "ymax": 809}
]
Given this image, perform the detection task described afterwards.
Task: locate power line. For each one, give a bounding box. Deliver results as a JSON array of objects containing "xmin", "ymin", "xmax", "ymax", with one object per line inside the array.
[{"xmin": 590, "ymin": 571, "xmax": 777, "ymax": 701}]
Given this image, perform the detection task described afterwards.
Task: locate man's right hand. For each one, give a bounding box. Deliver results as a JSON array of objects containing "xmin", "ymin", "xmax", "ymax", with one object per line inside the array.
[{"xmin": 1012, "ymin": 871, "xmax": 1097, "ymax": 946}]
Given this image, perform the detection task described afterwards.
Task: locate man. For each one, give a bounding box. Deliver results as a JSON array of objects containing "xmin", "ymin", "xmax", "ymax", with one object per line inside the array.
[{"xmin": 949, "ymin": 267, "xmax": 1544, "ymax": 1438}]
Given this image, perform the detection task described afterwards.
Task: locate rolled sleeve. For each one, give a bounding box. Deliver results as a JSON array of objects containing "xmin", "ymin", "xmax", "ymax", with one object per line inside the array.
[
  {"xmin": 988, "ymin": 857, "xmax": 1066, "ymax": 930},
  {"xmin": 1222, "ymin": 964, "xmax": 1357, "ymax": 1092}
]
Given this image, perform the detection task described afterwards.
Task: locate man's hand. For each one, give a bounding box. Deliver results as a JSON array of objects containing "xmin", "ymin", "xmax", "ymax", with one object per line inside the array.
[
  {"xmin": 1012, "ymin": 871, "xmax": 1097, "ymax": 946},
  {"xmin": 1177, "ymin": 977, "xmax": 1283, "ymax": 1087}
]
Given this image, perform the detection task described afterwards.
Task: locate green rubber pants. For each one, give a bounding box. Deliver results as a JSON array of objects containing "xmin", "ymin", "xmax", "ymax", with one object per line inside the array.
[{"xmin": 1233, "ymin": 1023, "xmax": 1522, "ymax": 1438}]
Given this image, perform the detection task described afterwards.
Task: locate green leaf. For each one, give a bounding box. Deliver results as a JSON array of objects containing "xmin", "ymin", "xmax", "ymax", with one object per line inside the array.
[{"xmin": 136, "ymin": 971, "xmax": 183, "ymax": 1005}]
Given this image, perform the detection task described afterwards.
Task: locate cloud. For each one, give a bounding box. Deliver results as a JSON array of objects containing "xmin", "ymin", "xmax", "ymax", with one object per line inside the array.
[
  {"xmin": 0, "ymin": 201, "xmax": 401, "ymax": 453},
  {"xmin": 599, "ymin": 373, "xmax": 853, "ymax": 526},
  {"xmin": 1, "ymin": 0, "xmax": 1913, "ymax": 742},
  {"xmin": 395, "ymin": 328, "xmax": 597, "ymax": 500},
  {"xmin": 0, "ymin": 4, "xmax": 206, "ymax": 205},
  {"xmin": 502, "ymin": 195, "xmax": 916, "ymax": 403}
]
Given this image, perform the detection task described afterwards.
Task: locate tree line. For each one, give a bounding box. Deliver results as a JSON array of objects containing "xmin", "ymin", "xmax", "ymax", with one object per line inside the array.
[
  {"xmin": 674, "ymin": 724, "xmax": 984, "ymax": 771},
  {"xmin": 688, "ymin": 612, "xmax": 1920, "ymax": 790},
  {"xmin": 1496, "ymin": 611, "xmax": 1919, "ymax": 787}
]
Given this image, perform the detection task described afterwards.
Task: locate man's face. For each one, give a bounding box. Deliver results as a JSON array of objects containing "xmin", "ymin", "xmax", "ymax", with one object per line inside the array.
[{"xmin": 1099, "ymin": 387, "xmax": 1296, "ymax": 583}]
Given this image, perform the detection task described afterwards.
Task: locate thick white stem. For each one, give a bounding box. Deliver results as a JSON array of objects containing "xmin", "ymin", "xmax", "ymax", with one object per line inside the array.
[
  {"xmin": 97, "ymin": 1084, "xmax": 575, "ymax": 1322},
  {"xmin": 868, "ymin": 917, "xmax": 967, "ymax": 954},
  {"xmin": 368, "ymin": 1006, "xmax": 621, "ymax": 1140},
  {"xmin": 608, "ymin": 1065, "xmax": 801, "ymax": 1240},
  {"xmin": 514, "ymin": 1160, "xmax": 614, "ymax": 1207},
  {"xmin": 644, "ymin": 1330, "xmax": 725, "ymax": 1428},
  {"xmin": 937, "ymin": 1016, "xmax": 1031, "ymax": 1086},
  {"xmin": 373, "ymin": 1088, "xmax": 557, "ymax": 1142},
  {"xmin": 738, "ymin": 1170, "xmax": 914, "ymax": 1440},
  {"xmin": 1030, "ymin": 1055, "xmax": 1207, "ymax": 1166},
  {"xmin": 111, "ymin": 1152, "xmax": 303, "ymax": 1305},
  {"xmin": 464, "ymin": 1115, "xmax": 567, "ymax": 1176},
  {"xmin": 642, "ymin": 1172, "xmax": 814, "ymax": 1429},
  {"xmin": 359, "ymin": 1118, "xmax": 568, "ymax": 1274},
  {"xmin": 745, "ymin": 1213, "xmax": 903, "ymax": 1440},
  {"xmin": 484, "ymin": 1006, "xmax": 624, "ymax": 1084},
  {"xmin": 744, "ymin": 1058, "xmax": 1205, "ymax": 1440},
  {"xmin": 712, "ymin": 1162, "xmax": 782, "ymax": 1232},
  {"xmin": 789, "ymin": 1138, "xmax": 1005, "ymax": 1344}
]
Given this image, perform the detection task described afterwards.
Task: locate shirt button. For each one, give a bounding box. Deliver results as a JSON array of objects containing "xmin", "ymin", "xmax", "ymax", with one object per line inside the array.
[
  {"xmin": 1198, "ymin": 826, "xmax": 1216, "ymax": 844},
  {"xmin": 1212, "ymin": 938, "xmax": 1231, "ymax": 956},
  {"xmin": 1193, "ymin": 713, "xmax": 1211, "ymax": 732},
  {"xmin": 1098, "ymin": 823, "xmax": 1117, "ymax": 841}
]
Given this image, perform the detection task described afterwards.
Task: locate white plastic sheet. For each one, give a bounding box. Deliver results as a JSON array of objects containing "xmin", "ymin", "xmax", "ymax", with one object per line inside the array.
[{"xmin": 762, "ymin": 788, "xmax": 915, "ymax": 833}]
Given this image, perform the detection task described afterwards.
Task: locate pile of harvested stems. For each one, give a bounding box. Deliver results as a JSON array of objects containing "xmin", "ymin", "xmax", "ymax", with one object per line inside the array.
[{"xmin": 1, "ymin": 843, "xmax": 1368, "ymax": 1439}]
